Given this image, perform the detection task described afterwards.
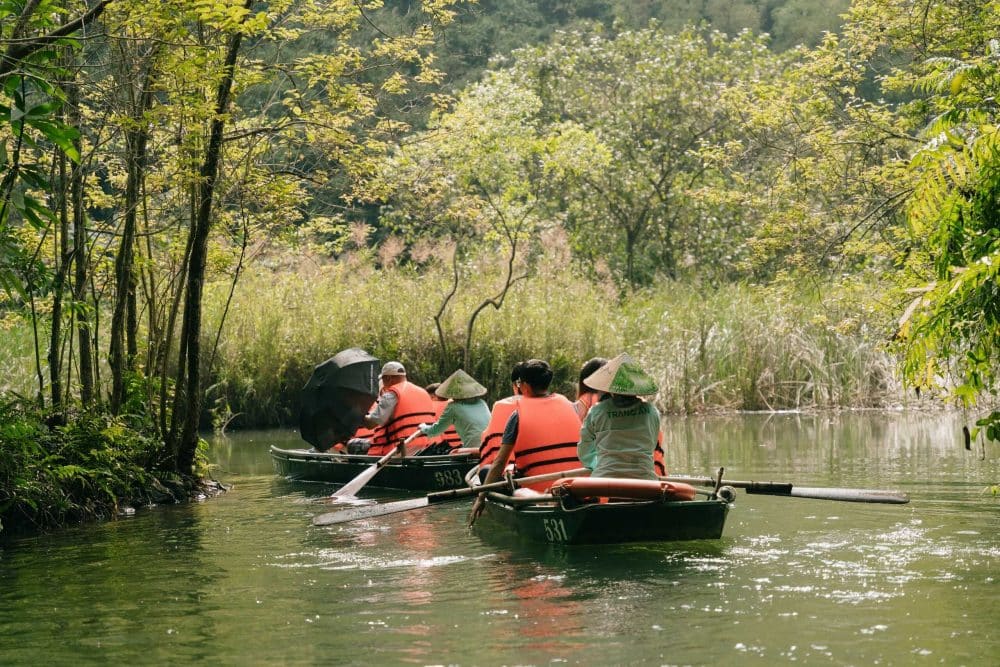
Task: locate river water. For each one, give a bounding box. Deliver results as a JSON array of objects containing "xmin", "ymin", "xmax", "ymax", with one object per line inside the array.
[{"xmin": 1, "ymin": 412, "xmax": 996, "ymax": 665}]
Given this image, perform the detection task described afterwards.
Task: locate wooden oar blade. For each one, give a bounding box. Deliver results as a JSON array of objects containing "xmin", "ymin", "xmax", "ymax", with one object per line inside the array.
[
  {"xmin": 663, "ymin": 475, "xmax": 910, "ymax": 505},
  {"xmin": 312, "ymin": 497, "xmax": 431, "ymax": 526},
  {"xmin": 331, "ymin": 445, "xmax": 399, "ymax": 499},
  {"xmin": 752, "ymin": 485, "xmax": 910, "ymax": 504}
]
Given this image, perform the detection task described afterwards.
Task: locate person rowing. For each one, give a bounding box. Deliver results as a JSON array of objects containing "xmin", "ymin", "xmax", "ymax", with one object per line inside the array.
[
  {"xmin": 470, "ymin": 359, "xmax": 582, "ymax": 522},
  {"xmin": 416, "ymin": 369, "xmax": 490, "ymax": 453}
]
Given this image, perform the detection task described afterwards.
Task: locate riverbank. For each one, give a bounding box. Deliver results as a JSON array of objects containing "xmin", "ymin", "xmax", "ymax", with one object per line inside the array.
[{"xmin": 0, "ymin": 398, "xmax": 227, "ymax": 536}]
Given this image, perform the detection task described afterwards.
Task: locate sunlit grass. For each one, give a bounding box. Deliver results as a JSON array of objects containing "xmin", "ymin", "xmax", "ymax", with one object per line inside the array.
[
  {"xmin": 0, "ymin": 313, "xmax": 42, "ymax": 398},
  {"xmin": 203, "ymin": 261, "xmax": 903, "ymax": 427},
  {"xmin": 0, "ymin": 261, "xmax": 906, "ymax": 428}
]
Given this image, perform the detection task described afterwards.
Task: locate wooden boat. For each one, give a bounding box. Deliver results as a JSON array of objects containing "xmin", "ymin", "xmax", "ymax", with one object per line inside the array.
[
  {"xmin": 475, "ymin": 477, "xmax": 732, "ymax": 544},
  {"xmin": 270, "ymin": 445, "xmax": 478, "ymax": 491}
]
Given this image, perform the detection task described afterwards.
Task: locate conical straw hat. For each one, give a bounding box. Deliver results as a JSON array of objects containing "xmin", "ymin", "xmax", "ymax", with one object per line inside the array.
[
  {"xmin": 582, "ymin": 353, "xmax": 657, "ymax": 396},
  {"xmin": 435, "ymin": 369, "xmax": 487, "ymax": 399}
]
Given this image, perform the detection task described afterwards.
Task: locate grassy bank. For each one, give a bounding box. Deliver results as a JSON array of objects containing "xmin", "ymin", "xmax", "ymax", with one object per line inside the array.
[
  {"xmin": 0, "ymin": 398, "xmax": 211, "ymax": 535},
  {"xmin": 202, "ymin": 261, "xmax": 904, "ymax": 429}
]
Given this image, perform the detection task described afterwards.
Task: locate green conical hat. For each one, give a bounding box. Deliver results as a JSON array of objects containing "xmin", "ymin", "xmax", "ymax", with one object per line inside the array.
[
  {"xmin": 582, "ymin": 353, "xmax": 657, "ymax": 396},
  {"xmin": 435, "ymin": 369, "xmax": 487, "ymax": 400}
]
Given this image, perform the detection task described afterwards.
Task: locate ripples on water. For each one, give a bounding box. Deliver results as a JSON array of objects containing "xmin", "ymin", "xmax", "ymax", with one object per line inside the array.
[{"xmin": 1, "ymin": 413, "xmax": 997, "ymax": 665}]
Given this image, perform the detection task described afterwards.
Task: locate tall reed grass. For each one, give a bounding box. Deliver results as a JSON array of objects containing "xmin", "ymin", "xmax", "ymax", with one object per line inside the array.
[
  {"xmin": 0, "ymin": 259, "xmax": 906, "ymax": 429},
  {"xmin": 202, "ymin": 260, "xmax": 904, "ymax": 428},
  {"xmin": 0, "ymin": 314, "xmax": 42, "ymax": 398}
]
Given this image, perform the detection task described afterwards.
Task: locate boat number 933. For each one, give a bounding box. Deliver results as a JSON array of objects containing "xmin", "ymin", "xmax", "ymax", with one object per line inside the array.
[
  {"xmin": 434, "ymin": 469, "xmax": 464, "ymax": 488},
  {"xmin": 543, "ymin": 518, "xmax": 569, "ymax": 542}
]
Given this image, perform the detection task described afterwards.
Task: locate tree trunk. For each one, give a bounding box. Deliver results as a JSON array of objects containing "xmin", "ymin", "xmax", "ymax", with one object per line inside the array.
[
  {"xmin": 110, "ymin": 105, "xmax": 151, "ymax": 412},
  {"xmin": 168, "ymin": 4, "xmax": 250, "ymax": 473},
  {"xmin": 68, "ymin": 80, "xmax": 94, "ymax": 406},
  {"xmin": 48, "ymin": 147, "xmax": 70, "ymax": 415}
]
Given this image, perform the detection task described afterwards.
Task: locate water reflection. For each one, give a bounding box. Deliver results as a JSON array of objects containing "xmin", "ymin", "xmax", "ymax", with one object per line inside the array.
[{"xmin": 1, "ymin": 413, "xmax": 996, "ymax": 666}]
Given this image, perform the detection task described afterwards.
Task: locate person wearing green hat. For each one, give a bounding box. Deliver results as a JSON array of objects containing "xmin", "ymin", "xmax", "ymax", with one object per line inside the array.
[
  {"xmin": 416, "ymin": 369, "xmax": 491, "ymax": 452},
  {"xmin": 577, "ymin": 352, "xmax": 661, "ymax": 480}
]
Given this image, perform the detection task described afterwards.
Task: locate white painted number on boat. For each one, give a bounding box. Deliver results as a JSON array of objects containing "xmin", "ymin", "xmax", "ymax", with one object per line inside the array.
[
  {"xmin": 434, "ymin": 469, "xmax": 463, "ymax": 488},
  {"xmin": 543, "ymin": 518, "xmax": 569, "ymax": 542}
]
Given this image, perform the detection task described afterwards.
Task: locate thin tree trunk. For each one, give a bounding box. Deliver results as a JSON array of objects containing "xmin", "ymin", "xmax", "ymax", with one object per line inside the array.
[
  {"xmin": 169, "ymin": 3, "xmax": 250, "ymax": 473},
  {"xmin": 110, "ymin": 102, "xmax": 151, "ymax": 412},
  {"xmin": 432, "ymin": 245, "xmax": 460, "ymax": 374},
  {"xmin": 68, "ymin": 80, "xmax": 94, "ymax": 406},
  {"xmin": 48, "ymin": 147, "xmax": 70, "ymax": 414}
]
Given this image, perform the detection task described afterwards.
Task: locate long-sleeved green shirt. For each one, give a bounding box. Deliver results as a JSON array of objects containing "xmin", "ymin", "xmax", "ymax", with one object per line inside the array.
[
  {"xmin": 578, "ymin": 395, "xmax": 659, "ymax": 479},
  {"xmin": 419, "ymin": 399, "xmax": 490, "ymax": 448}
]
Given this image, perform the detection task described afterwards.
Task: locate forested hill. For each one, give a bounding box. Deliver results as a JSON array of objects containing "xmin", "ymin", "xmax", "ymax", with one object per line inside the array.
[
  {"xmin": 443, "ymin": 0, "xmax": 848, "ymax": 80},
  {"xmin": 388, "ymin": 0, "xmax": 850, "ymax": 103}
]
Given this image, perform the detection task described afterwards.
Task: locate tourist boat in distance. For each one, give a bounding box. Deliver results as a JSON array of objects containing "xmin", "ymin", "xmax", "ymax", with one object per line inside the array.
[
  {"xmin": 475, "ymin": 477, "xmax": 734, "ymax": 544},
  {"xmin": 270, "ymin": 445, "xmax": 478, "ymax": 491}
]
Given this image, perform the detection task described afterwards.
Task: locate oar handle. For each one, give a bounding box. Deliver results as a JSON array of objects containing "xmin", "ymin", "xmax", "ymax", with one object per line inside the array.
[
  {"xmin": 427, "ymin": 466, "xmax": 589, "ymax": 504},
  {"xmin": 662, "ymin": 474, "xmax": 910, "ymax": 504},
  {"xmin": 397, "ymin": 429, "xmax": 423, "ymax": 457}
]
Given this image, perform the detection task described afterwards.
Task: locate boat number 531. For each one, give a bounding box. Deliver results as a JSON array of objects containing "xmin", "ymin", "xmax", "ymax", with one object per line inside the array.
[
  {"xmin": 434, "ymin": 469, "xmax": 464, "ymax": 488},
  {"xmin": 543, "ymin": 518, "xmax": 569, "ymax": 542}
]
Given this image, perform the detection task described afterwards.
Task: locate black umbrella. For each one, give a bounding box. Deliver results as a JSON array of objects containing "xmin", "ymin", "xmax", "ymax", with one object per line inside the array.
[{"xmin": 299, "ymin": 348, "xmax": 380, "ymax": 451}]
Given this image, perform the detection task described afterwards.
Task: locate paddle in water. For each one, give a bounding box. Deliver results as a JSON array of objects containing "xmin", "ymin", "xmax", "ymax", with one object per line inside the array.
[
  {"xmin": 313, "ymin": 467, "xmax": 589, "ymax": 526},
  {"xmin": 328, "ymin": 431, "xmax": 421, "ymax": 502}
]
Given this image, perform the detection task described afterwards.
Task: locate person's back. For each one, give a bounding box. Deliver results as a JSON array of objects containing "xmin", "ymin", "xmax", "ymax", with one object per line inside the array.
[
  {"xmin": 418, "ymin": 370, "xmax": 490, "ymax": 452},
  {"xmin": 424, "ymin": 383, "xmax": 462, "ymax": 451},
  {"xmin": 496, "ymin": 359, "xmax": 582, "ymax": 493},
  {"xmin": 479, "ymin": 361, "xmax": 525, "ymax": 467},
  {"xmin": 364, "ymin": 362, "xmax": 435, "ymax": 456},
  {"xmin": 580, "ymin": 395, "xmax": 659, "ymax": 479},
  {"xmin": 577, "ymin": 353, "xmax": 660, "ymax": 480},
  {"xmin": 480, "ymin": 396, "xmax": 517, "ymax": 466},
  {"xmin": 510, "ymin": 392, "xmax": 582, "ymax": 490}
]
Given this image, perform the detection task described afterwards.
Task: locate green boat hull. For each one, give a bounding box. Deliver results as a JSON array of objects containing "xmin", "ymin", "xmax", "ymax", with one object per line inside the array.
[
  {"xmin": 478, "ymin": 492, "xmax": 731, "ymax": 544},
  {"xmin": 270, "ymin": 446, "xmax": 477, "ymax": 491}
]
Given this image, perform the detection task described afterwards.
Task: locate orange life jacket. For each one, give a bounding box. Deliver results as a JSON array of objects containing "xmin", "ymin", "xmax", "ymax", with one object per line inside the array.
[
  {"xmin": 369, "ymin": 381, "xmax": 435, "ymax": 456},
  {"xmin": 479, "ymin": 396, "xmax": 519, "ymax": 466},
  {"xmin": 572, "ymin": 391, "xmax": 601, "ymax": 421},
  {"xmin": 512, "ymin": 393, "xmax": 583, "ymax": 492},
  {"xmin": 654, "ymin": 431, "xmax": 666, "ymax": 477},
  {"xmin": 428, "ymin": 399, "xmax": 463, "ymax": 449}
]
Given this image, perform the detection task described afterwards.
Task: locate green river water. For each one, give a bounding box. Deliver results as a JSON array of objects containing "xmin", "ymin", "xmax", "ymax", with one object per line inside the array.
[{"xmin": 1, "ymin": 412, "xmax": 997, "ymax": 666}]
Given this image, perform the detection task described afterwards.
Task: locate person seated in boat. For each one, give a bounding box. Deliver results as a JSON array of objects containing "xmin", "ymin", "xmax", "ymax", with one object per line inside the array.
[
  {"xmin": 577, "ymin": 353, "xmax": 661, "ymax": 480},
  {"xmin": 420, "ymin": 382, "xmax": 462, "ymax": 454},
  {"xmin": 470, "ymin": 359, "xmax": 583, "ymax": 520},
  {"xmin": 416, "ymin": 369, "xmax": 491, "ymax": 455},
  {"xmin": 358, "ymin": 361, "xmax": 435, "ymax": 456},
  {"xmin": 572, "ymin": 357, "xmax": 608, "ymax": 421},
  {"xmin": 478, "ymin": 360, "xmax": 525, "ymax": 475}
]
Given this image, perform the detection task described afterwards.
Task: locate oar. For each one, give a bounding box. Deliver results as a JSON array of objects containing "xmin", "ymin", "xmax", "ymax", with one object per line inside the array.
[
  {"xmin": 329, "ymin": 431, "xmax": 420, "ymax": 501},
  {"xmin": 663, "ymin": 475, "xmax": 910, "ymax": 504},
  {"xmin": 313, "ymin": 467, "xmax": 589, "ymax": 526}
]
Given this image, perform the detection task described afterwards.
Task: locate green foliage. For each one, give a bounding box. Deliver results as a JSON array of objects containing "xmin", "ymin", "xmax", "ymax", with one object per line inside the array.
[
  {"xmin": 0, "ymin": 32, "xmax": 79, "ymax": 299},
  {"xmin": 496, "ymin": 25, "xmax": 790, "ymax": 285},
  {"xmin": 874, "ymin": 6, "xmax": 1000, "ymax": 444},
  {"xmin": 0, "ymin": 396, "xmax": 166, "ymax": 533}
]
